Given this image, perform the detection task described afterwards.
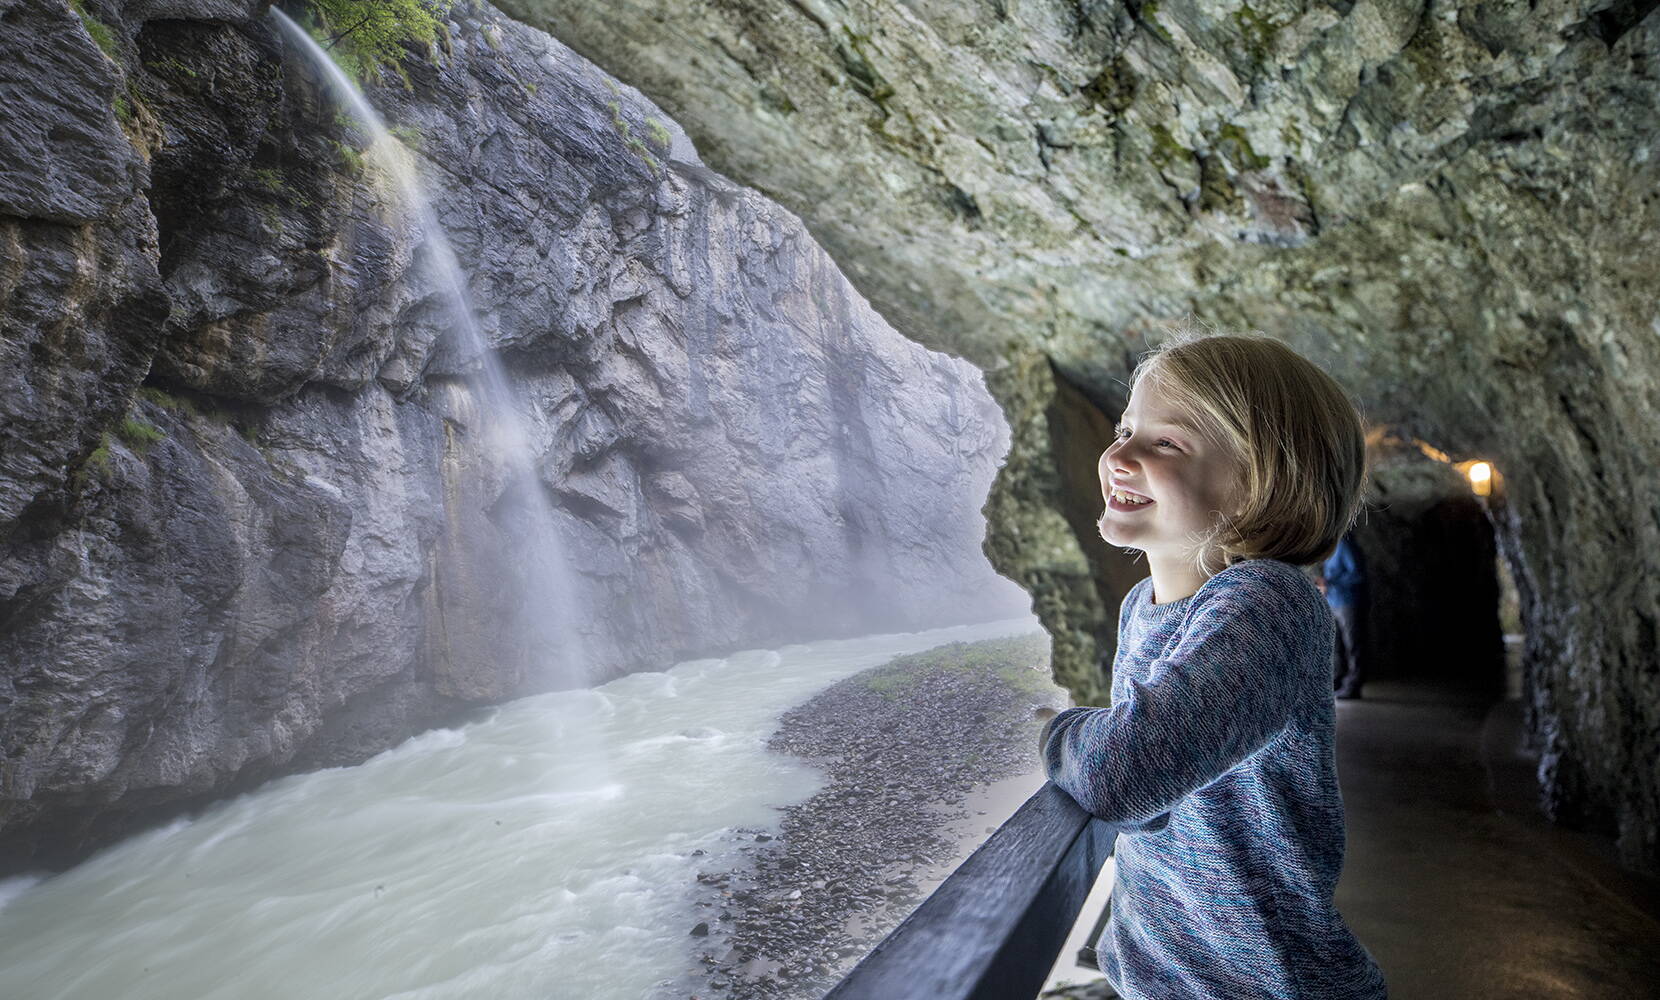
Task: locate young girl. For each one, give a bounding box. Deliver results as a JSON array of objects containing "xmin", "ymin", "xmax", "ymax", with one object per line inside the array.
[{"xmin": 1041, "ymin": 330, "xmax": 1388, "ymax": 999}]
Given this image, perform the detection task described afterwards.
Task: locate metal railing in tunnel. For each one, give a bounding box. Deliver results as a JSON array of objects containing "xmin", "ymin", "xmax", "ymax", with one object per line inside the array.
[{"xmin": 825, "ymin": 783, "xmax": 1117, "ymax": 1000}]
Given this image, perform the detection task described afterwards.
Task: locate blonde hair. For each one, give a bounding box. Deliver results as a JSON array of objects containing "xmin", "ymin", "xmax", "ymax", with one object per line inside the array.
[{"xmin": 1125, "ymin": 322, "xmax": 1369, "ymax": 576}]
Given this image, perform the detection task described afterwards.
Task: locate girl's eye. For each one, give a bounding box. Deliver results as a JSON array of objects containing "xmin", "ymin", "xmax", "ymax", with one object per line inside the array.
[{"xmin": 1114, "ymin": 427, "xmax": 1178, "ymax": 450}]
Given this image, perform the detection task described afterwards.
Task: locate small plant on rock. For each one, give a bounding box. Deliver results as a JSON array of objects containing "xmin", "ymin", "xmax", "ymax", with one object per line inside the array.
[
  {"xmin": 116, "ymin": 417, "xmax": 165, "ymax": 453},
  {"xmin": 70, "ymin": 0, "xmax": 120, "ymax": 62},
  {"xmin": 301, "ymin": 0, "xmax": 456, "ymax": 87}
]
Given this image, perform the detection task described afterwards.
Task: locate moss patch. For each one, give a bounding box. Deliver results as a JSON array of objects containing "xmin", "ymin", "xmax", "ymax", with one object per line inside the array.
[
  {"xmin": 71, "ymin": 433, "xmax": 116, "ymax": 490},
  {"xmin": 645, "ymin": 117, "xmax": 673, "ymax": 150},
  {"xmin": 1147, "ymin": 122, "xmax": 1193, "ymax": 170},
  {"xmin": 1217, "ymin": 121, "xmax": 1271, "ymax": 171},
  {"xmin": 115, "ymin": 417, "xmax": 165, "ymax": 453},
  {"xmin": 859, "ymin": 633, "xmax": 1053, "ymax": 702},
  {"xmin": 1081, "ymin": 56, "xmax": 1138, "ymax": 115},
  {"xmin": 1230, "ymin": 4, "xmax": 1284, "ymax": 66},
  {"xmin": 70, "ymin": 0, "xmax": 119, "ymax": 62}
]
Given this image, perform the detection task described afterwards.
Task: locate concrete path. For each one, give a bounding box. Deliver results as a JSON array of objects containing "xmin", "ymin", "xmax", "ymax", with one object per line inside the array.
[{"xmin": 1335, "ymin": 682, "xmax": 1660, "ymax": 999}]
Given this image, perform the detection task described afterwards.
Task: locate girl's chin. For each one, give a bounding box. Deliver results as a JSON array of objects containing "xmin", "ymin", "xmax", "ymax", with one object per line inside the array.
[
  {"xmin": 1098, "ymin": 517, "xmax": 1153, "ymax": 550},
  {"xmin": 1097, "ymin": 517, "xmax": 1130, "ymax": 545}
]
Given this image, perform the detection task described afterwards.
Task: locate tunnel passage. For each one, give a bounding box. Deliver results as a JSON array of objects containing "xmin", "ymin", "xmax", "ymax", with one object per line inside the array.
[{"xmin": 1352, "ymin": 429, "xmax": 1509, "ymax": 699}]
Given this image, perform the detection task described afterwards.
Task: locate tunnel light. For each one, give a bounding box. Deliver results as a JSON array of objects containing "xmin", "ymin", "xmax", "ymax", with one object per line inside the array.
[{"xmin": 1466, "ymin": 461, "xmax": 1492, "ymax": 497}]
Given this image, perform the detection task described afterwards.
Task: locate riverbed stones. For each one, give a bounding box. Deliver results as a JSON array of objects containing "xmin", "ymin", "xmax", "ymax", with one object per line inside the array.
[{"xmin": 677, "ymin": 633, "xmax": 1067, "ymax": 999}]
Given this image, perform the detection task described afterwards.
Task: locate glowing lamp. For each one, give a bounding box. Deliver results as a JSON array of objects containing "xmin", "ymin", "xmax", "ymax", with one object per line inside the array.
[{"xmin": 1467, "ymin": 461, "xmax": 1492, "ymax": 497}]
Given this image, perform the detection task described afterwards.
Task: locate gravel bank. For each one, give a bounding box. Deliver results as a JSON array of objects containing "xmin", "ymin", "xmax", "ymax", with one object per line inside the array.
[{"xmin": 672, "ymin": 632, "xmax": 1069, "ymax": 999}]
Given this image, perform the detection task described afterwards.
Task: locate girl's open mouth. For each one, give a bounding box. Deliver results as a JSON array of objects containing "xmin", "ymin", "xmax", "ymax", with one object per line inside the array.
[{"xmin": 1108, "ymin": 493, "xmax": 1155, "ymax": 512}]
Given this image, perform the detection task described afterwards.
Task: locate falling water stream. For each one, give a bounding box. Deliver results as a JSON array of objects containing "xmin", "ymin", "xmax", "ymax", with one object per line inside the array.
[
  {"xmin": 0, "ymin": 616, "xmax": 1041, "ymax": 999},
  {"xmin": 267, "ymin": 9, "xmax": 586, "ymax": 680}
]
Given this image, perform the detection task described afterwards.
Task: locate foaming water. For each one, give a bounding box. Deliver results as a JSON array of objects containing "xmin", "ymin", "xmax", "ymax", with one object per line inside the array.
[{"xmin": 0, "ymin": 616, "xmax": 1041, "ymax": 1000}]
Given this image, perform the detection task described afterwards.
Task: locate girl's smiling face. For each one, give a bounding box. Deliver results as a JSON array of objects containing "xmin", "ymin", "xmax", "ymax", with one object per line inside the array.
[{"xmin": 1096, "ymin": 373, "xmax": 1246, "ymax": 587}]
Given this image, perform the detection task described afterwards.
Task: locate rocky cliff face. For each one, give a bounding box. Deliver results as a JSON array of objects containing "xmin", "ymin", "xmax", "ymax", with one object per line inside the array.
[
  {"xmin": 502, "ymin": 0, "xmax": 1660, "ymax": 871},
  {"xmin": 0, "ymin": 0, "xmax": 1028, "ymax": 870}
]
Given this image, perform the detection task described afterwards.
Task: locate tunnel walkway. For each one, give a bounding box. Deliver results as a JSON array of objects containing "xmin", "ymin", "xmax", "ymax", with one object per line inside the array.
[{"xmin": 1334, "ymin": 681, "xmax": 1660, "ymax": 998}]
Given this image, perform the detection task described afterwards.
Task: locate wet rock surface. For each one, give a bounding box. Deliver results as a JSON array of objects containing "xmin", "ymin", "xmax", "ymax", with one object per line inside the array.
[{"xmin": 674, "ymin": 633, "xmax": 1067, "ymax": 1000}]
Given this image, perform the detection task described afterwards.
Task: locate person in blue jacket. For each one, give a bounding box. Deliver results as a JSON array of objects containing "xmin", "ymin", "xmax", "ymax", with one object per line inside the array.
[{"xmin": 1321, "ymin": 531, "xmax": 1368, "ymax": 699}]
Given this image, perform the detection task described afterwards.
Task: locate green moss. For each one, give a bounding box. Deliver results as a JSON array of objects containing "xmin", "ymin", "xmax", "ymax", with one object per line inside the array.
[
  {"xmin": 1279, "ymin": 119, "xmax": 1304, "ymax": 152},
  {"xmin": 116, "ymin": 417, "xmax": 165, "ymax": 452},
  {"xmin": 1081, "ymin": 57, "xmax": 1137, "ymax": 115},
  {"xmin": 995, "ymin": 659, "xmax": 1063, "ymax": 699},
  {"xmin": 72, "ymin": 433, "xmax": 116, "ymax": 490},
  {"xmin": 645, "ymin": 117, "xmax": 672, "ymax": 150},
  {"xmin": 88, "ymin": 437, "xmax": 112, "ymax": 468},
  {"xmin": 327, "ymin": 138, "xmax": 365, "ymax": 174},
  {"xmin": 607, "ymin": 101, "xmax": 631, "ymax": 139},
  {"xmin": 606, "ymin": 102, "xmax": 661, "ymax": 175},
  {"xmin": 836, "ymin": 28, "xmax": 895, "ymax": 117},
  {"xmin": 138, "ymin": 386, "xmax": 196, "ymax": 415},
  {"xmin": 388, "ymin": 124, "xmax": 423, "ymax": 149},
  {"xmin": 1147, "ymin": 122, "xmax": 1192, "ymax": 169},
  {"xmin": 70, "ymin": 0, "xmax": 120, "ymax": 62},
  {"xmin": 1229, "ymin": 4, "xmax": 1283, "ymax": 65},
  {"xmin": 1138, "ymin": 0, "xmax": 1175, "ymax": 44},
  {"xmin": 482, "ymin": 24, "xmax": 502, "ymax": 51},
  {"xmin": 258, "ymin": 201, "xmax": 284, "ymax": 233},
  {"xmin": 1196, "ymin": 152, "xmax": 1240, "ymax": 213},
  {"xmin": 249, "ymin": 166, "xmax": 285, "ymax": 192},
  {"xmin": 624, "ymin": 137, "xmax": 661, "ymax": 176},
  {"xmin": 146, "ymin": 55, "xmax": 198, "ymax": 79},
  {"xmin": 859, "ymin": 633, "xmax": 1053, "ymax": 702},
  {"xmin": 1216, "ymin": 121, "xmax": 1271, "ymax": 171}
]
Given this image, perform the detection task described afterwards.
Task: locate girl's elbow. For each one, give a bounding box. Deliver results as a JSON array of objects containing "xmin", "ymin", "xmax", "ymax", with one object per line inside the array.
[
  {"xmin": 1083, "ymin": 797, "xmax": 1165, "ymax": 827},
  {"xmin": 1056, "ymin": 775, "xmax": 1159, "ymax": 826}
]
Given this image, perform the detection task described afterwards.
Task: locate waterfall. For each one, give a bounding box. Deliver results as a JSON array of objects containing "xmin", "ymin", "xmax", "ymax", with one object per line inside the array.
[{"xmin": 268, "ymin": 9, "xmax": 588, "ymax": 684}]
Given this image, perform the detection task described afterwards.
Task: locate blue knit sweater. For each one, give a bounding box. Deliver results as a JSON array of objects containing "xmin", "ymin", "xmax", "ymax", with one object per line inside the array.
[{"xmin": 1042, "ymin": 558, "xmax": 1387, "ymax": 999}]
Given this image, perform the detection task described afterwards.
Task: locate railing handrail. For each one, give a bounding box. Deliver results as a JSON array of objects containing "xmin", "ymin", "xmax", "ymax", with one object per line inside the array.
[{"xmin": 825, "ymin": 782, "xmax": 1117, "ymax": 1000}]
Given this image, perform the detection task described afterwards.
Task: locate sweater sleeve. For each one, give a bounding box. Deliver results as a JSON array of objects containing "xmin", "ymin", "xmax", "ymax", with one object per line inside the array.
[{"xmin": 1041, "ymin": 575, "xmax": 1317, "ymax": 826}]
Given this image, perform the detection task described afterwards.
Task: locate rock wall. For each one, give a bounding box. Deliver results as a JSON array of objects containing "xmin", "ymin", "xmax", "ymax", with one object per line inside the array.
[
  {"xmin": 503, "ymin": 0, "xmax": 1660, "ymax": 871},
  {"xmin": 0, "ymin": 0, "xmax": 1028, "ymax": 870}
]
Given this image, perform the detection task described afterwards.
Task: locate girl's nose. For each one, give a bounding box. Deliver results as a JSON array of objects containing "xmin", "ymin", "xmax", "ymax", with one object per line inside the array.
[{"xmin": 1103, "ymin": 442, "xmax": 1133, "ymax": 472}]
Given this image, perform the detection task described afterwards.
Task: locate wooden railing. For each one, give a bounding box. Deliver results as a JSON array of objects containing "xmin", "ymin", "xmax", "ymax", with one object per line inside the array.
[{"xmin": 825, "ymin": 782, "xmax": 1117, "ymax": 1000}]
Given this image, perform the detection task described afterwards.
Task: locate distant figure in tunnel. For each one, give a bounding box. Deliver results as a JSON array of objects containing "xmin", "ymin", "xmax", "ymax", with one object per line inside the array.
[
  {"xmin": 1321, "ymin": 531, "xmax": 1369, "ymax": 699},
  {"xmin": 1039, "ymin": 329, "xmax": 1386, "ymax": 1000}
]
